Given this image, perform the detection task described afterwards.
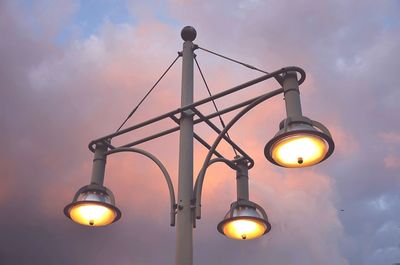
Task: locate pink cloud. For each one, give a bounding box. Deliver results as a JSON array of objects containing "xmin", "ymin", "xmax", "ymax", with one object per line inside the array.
[
  {"xmin": 384, "ymin": 154, "xmax": 400, "ymax": 169},
  {"xmin": 379, "ymin": 132, "xmax": 400, "ymax": 145},
  {"xmin": 3, "ymin": 0, "xmax": 400, "ymax": 264},
  {"xmin": 329, "ymin": 124, "xmax": 359, "ymax": 156}
]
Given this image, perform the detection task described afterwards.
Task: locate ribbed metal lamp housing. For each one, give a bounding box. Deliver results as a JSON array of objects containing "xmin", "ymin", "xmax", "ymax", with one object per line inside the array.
[
  {"xmin": 64, "ymin": 185, "xmax": 121, "ymax": 227},
  {"xmin": 217, "ymin": 200, "xmax": 271, "ymax": 240},
  {"xmin": 265, "ymin": 117, "xmax": 334, "ymax": 168}
]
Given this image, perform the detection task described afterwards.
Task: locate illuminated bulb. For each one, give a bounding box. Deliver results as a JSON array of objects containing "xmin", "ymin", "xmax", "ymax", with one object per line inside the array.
[
  {"xmin": 271, "ymin": 133, "xmax": 327, "ymax": 167},
  {"xmin": 222, "ymin": 218, "xmax": 267, "ymax": 240},
  {"xmin": 64, "ymin": 187, "xmax": 121, "ymax": 227},
  {"xmin": 218, "ymin": 204, "xmax": 271, "ymax": 240},
  {"xmin": 68, "ymin": 202, "xmax": 118, "ymax": 226}
]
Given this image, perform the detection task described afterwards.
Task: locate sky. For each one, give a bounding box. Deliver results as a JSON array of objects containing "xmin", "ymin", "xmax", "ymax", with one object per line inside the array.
[{"xmin": 0, "ymin": 0, "xmax": 400, "ymax": 264}]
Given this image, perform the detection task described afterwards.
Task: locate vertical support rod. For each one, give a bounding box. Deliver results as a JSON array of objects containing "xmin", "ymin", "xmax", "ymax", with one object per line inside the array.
[
  {"xmin": 90, "ymin": 143, "xmax": 108, "ymax": 186},
  {"xmin": 176, "ymin": 27, "xmax": 196, "ymax": 265},
  {"xmin": 236, "ymin": 160, "xmax": 249, "ymax": 201},
  {"xmin": 282, "ymin": 71, "xmax": 303, "ymax": 119}
]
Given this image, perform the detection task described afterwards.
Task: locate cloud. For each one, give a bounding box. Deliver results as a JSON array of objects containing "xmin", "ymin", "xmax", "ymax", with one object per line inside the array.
[
  {"xmin": 1, "ymin": 0, "xmax": 400, "ymax": 265},
  {"xmin": 384, "ymin": 154, "xmax": 400, "ymax": 169},
  {"xmin": 380, "ymin": 131, "xmax": 400, "ymax": 145}
]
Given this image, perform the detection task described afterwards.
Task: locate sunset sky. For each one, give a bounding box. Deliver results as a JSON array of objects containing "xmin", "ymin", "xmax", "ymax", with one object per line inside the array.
[{"xmin": 1, "ymin": 0, "xmax": 400, "ymax": 264}]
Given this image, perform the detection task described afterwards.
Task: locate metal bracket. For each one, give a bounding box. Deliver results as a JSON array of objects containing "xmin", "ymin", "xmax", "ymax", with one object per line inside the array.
[{"xmin": 181, "ymin": 109, "xmax": 195, "ymax": 118}]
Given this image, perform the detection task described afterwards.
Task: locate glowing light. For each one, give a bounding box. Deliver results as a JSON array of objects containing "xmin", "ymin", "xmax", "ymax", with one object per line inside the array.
[
  {"xmin": 222, "ymin": 218, "xmax": 267, "ymax": 240},
  {"xmin": 271, "ymin": 133, "xmax": 327, "ymax": 167},
  {"xmin": 68, "ymin": 202, "xmax": 117, "ymax": 226}
]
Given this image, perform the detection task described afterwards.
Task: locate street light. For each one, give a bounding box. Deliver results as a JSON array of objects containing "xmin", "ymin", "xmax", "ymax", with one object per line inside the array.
[
  {"xmin": 217, "ymin": 200, "xmax": 271, "ymax": 240},
  {"xmin": 64, "ymin": 184, "xmax": 121, "ymax": 226},
  {"xmin": 64, "ymin": 26, "xmax": 334, "ymax": 265},
  {"xmin": 264, "ymin": 71, "xmax": 334, "ymax": 167}
]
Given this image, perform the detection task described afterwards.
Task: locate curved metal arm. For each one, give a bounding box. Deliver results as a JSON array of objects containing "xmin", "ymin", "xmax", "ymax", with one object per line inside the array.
[
  {"xmin": 105, "ymin": 147, "xmax": 177, "ymax": 226},
  {"xmin": 209, "ymin": 157, "xmax": 238, "ymax": 170},
  {"xmin": 193, "ymin": 157, "xmax": 238, "ymax": 201},
  {"xmin": 194, "ymin": 87, "xmax": 284, "ymax": 219}
]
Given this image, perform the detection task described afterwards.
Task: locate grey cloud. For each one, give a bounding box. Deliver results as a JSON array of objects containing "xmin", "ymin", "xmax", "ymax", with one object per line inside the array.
[{"xmin": 1, "ymin": 0, "xmax": 400, "ymax": 265}]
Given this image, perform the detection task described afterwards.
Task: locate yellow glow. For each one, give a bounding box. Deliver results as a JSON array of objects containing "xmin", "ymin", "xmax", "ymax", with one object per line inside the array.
[
  {"xmin": 272, "ymin": 133, "xmax": 327, "ymax": 168},
  {"xmin": 222, "ymin": 219, "xmax": 267, "ymax": 240},
  {"xmin": 69, "ymin": 202, "xmax": 117, "ymax": 226}
]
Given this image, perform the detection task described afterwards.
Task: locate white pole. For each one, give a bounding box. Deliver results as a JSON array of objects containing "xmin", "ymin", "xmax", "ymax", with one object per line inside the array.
[{"xmin": 175, "ymin": 26, "xmax": 196, "ymax": 265}]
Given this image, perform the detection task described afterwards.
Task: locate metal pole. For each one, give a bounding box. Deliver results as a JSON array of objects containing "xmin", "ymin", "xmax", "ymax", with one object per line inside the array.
[
  {"xmin": 175, "ymin": 26, "xmax": 196, "ymax": 265},
  {"xmin": 282, "ymin": 71, "xmax": 303, "ymax": 119},
  {"xmin": 90, "ymin": 143, "xmax": 107, "ymax": 186},
  {"xmin": 236, "ymin": 160, "xmax": 249, "ymax": 201}
]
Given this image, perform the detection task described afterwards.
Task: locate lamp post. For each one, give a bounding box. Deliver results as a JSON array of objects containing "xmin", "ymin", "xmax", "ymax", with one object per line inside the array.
[{"xmin": 64, "ymin": 26, "xmax": 334, "ymax": 265}]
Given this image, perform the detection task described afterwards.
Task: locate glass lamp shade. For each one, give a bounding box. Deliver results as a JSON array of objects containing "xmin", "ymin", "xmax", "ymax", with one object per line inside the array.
[
  {"xmin": 64, "ymin": 189, "xmax": 121, "ymax": 227},
  {"xmin": 217, "ymin": 204, "xmax": 271, "ymax": 240},
  {"xmin": 265, "ymin": 121, "xmax": 334, "ymax": 168}
]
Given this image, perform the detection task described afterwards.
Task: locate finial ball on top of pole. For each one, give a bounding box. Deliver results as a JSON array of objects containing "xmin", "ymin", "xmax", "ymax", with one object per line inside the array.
[{"xmin": 181, "ymin": 26, "xmax": 197, "ymax": 41}]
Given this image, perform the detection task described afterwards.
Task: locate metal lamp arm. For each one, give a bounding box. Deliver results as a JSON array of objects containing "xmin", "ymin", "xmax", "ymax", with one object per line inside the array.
[
  {"xmin": 105, "ymin": 147, "xmax": 177, "ymax": 226},
  {"xmin": 208, "ymin": 157, "xmax": 238, "ymax": 170},
  {"xmin": 193, "ymin": 157, "xmax": 238, "ymax": 202},
  {"xmin": 194, "ymin": 87, "xmax": 284, "ymax": 219}
]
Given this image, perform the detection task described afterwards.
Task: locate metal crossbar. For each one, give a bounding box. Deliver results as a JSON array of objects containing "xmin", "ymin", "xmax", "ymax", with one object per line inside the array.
[
  {"xmin": 108, "ymin": 105, "xmax": 254, "ymax": 160},
  {"xmin": 170, "ymin": 115, "xmax": 224, "ymax": 158},
  {"xmin": 89, "ymin": 66, "xmax": 305, "ymax": 160},
  {"xmin": 108, "ymin": 106, "xmax": 252, "ymax": 160},
  {"xmin": 190, "ymin": 107, "xmax": 253, "ymax": 163}
]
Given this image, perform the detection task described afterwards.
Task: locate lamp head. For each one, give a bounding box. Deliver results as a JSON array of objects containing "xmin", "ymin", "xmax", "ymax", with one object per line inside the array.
[
  {"xmin": 64, "ymin": 184, "xmax": 121, "ymax": 227},
  {"xmin": 217, "ymin": 200, "xmax": 271, "ymax": 240},
  {"xmin": 264, "ymin": 117, "xmax": 334, "ymax": 168}
]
